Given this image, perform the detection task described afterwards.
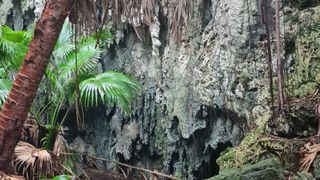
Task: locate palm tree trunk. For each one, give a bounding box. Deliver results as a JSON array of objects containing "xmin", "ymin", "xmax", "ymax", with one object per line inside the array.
[{"xmin": 0, "ymin": 0, "xmax": 73, "ymax": 171}]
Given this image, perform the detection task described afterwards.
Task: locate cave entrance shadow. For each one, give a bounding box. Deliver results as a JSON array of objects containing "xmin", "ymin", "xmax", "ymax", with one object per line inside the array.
[{"xmin": 192, "ymin": 141, "xmax": 233, "ymax": 179}]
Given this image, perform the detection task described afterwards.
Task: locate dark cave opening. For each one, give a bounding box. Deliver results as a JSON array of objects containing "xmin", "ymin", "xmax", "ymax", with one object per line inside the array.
[
  {"xmin": 192, "ymin": 142, "xmax": 233, "ymax": 179},
  {"xmin": 168, "ymin": 151, "xmax": 180, "ymax": 174}
]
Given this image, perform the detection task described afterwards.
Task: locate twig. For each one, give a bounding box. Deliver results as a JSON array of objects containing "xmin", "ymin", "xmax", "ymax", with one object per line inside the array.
[{"xmin": 79, "ymin": 153, "xmax": 181, "ymax": 180}]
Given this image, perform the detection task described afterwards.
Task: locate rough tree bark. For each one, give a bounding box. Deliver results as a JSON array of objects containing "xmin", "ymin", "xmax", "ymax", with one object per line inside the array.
[
  {"xmin": 275, "ymin": 0, "xmax": 285, "ymax": 115},
  {"xmin": 0, "ymin": 0, "xmax": 73, "ymax": 171}
]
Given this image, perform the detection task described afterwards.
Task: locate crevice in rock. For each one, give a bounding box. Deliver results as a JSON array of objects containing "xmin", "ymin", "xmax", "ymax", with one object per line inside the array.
[
  {"xmin": 168, "ymin": 151, "xmax": 180, "ymax": 174},
  {"xmin": 158, "ymin": 5, "xmax": 168, "ymax": 57},
  {"xmin": 200, "ymin": 0, "xmax": 213, "ymax": 31},
  {"xmin": 192, "ymin": 142, "xmax": 233, "ymax": 179}
]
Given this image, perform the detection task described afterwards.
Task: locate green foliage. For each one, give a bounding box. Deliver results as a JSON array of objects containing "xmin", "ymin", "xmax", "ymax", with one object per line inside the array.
[
  {"xmin": 80, "ymin": 71, "xmax": 140, "ymax": 112},
  {"xmin": 0, "ymin": 79, "xmax": 12, "ymax": 107},
  {"xmin": 45, "ymin": 23, "xmax": 140, "ymax": 113},
  {"xmin": 51, "ymin": 175, "xmax": 73, "ymax": 180},
  {"xmin": 0, "ymin": 26, "xmax": 32, "ymax": 71},
  {"xmin": 41, "ymin": 99, "xmax": 64, "ymax": 150},
  {"xmin": 0, "ymin": 25, "xmax": 29, "ymax": 108},
  {"xmin": 41, "ymin": 175, "xmax": 73, "ymax": 180}
]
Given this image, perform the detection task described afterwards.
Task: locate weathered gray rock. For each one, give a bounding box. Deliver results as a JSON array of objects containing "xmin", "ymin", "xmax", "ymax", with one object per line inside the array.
[
  {"xmin": 4, "ymin": 0, "xmax": 318, "ymax": 179},
  {"xmin": 83, "ymin": 0, "xmax": 273, "ymax": 179},
  {"xmin": 0, "ymin": 0, "xmax": 44, "ymax": 30}
]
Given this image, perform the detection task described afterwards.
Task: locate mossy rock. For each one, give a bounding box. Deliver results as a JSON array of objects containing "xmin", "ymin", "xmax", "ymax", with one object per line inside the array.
[
  {"xmin": 287, "ymin": 6, "xmax": 320, "ymax": 98},
  {"xmin": 285, "ymin": 0, "xmax": 320, "ymax": 9},
  {"xmin": 208, "ymin": 158, "xmax": 285, "ymax": 180}
]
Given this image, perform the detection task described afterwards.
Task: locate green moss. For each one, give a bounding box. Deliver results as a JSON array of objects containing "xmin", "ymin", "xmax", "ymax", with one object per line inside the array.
[
  {"xmin": 231, "ymin": 72, "xmax": 253, "ymax": 93},
  {"xmin": 210, "ymin": 158, "xmax": 285, "ymax": 180},
  {"xmin": 217, "ymin": 124, "xmax": 267, "ymax": 170},
  {"xmin": 286, "ymin": 0, "xmax": 320, "ymax": 9},
  {"xmin": 217, "ymin": 115, "xmax": 295, "ymax": 170},
  {"xmin": 287, "ymin": 6, "xmax": 320, "ymax": 98}
]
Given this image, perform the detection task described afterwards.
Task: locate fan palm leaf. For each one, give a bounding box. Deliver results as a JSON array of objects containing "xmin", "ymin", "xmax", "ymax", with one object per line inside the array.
[
  {"xmin": 0, "ymin": 79, "xmax": 12, "ymax": 107},
  {"xmin": 79, "ymin": 71, "xmax": 140, "ymax": 112},
  {"xmin": 58, "ymin": 43, "xmax": 100, "ymax": 80},
  {"xmin": 53, "ymin": 23, "xmax": 74, "ymax": 61},
  {"xmin": 0, "ymin": 26, "xmax": 32, "ymax": 70},
  {"xmin": 14, "ymin": 141, "xmax": 61, "ymax": 180},
  {"xmin": 0, "ymin": 172, "xmax": 25, "ymax": 180}
]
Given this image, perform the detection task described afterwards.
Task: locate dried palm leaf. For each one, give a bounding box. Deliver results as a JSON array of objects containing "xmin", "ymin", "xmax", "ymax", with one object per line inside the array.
[
  {"xmin": 69, "ymin": 0, "xmax": 156, "ymax": 39},
  {"xmin": 0, "ymin": 172, "xmax": 25, "ymax": 180},
  {"xmin": 21, "ymin": 114, "xmax": 39, "ymax": 147},
  {"xmin": 14, "ymin": 141, "xmax": 61, "ymax": 180},
  {"xmin": 169, "ymin": 0, "xmax": 191, "ymax": 45},
  {"xmin": 53, "ymin": 133, "xmax": 69, "ymax": 160},
  {"xmin": 299, "ymin": 142, "xmax": 320, "ymax": 172},
  {"xmin": 69, "ymin": 0, "xmax": 191, "ymax": 45}
]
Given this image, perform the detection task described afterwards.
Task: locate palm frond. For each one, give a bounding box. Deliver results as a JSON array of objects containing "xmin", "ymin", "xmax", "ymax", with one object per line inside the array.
[
  {"xmin": 58, "ymin": 40, "xmax": 101, "ymax": 82},
  {"xmin": 299, "ymin": 142, "xmax": 320, "ymax": 172},
  {"xmin": 79, "ymin": 71, "xmax": 140, "ymax": 113},
  {"xmin": 0, "ymin": 172, "xmax": 25, "ymax": 180},
  {"xmin": 0, "ymin": 26, "xmax": 31, "ymax": 70},
  {"xmin": 53, "ymin": 23, "xmax": 74, "ymax": 60},
  {"xmin": 14, "ymin": 141, "xmax": 61, "ymax": 179},
  {"xmin": 0, "ymin": 79, "xmax": 12, "ymax": 107}
]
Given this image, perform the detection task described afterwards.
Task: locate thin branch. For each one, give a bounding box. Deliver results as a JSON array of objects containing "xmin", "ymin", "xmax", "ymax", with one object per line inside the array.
[{"xmin": 80, "ymin": 153, "xmax": 182, "ymax": 180}]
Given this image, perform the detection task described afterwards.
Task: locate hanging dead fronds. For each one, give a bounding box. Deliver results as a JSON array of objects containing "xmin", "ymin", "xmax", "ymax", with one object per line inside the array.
[
  {"xmin": 21, "ymin": 114, "xmax": 39, "ymax": 147},
  {"xmin": 53, "ymin": 131, "xmax": 69, "ymax": 160},
  {"xmin": 69, "ymin": 0, "xmax": 153, "ymax": 42},
  {"xmin": 142, "ymin": 0, "xmax": 155, "ymax": 26},
  {"xmin": 68, "ymin": 0, "xmax": 190, "ymax": 44},
  {"xmin": 14, "ymin": 141, "xmax": 61, "ymax": 180},
  {"xmin": 169, "ymin": 0, "xmax": 191, "ymax": 45}
]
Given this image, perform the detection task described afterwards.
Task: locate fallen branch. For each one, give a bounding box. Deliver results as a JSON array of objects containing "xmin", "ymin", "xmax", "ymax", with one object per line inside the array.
[{"xmin": 79, "ymin": 153, "xmax": 182, "ymax": 180}]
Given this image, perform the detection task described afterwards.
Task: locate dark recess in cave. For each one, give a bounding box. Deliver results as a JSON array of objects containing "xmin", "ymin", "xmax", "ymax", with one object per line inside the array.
[
  {"xmin": 192, "ymin": 142, "xmax": 233, "ymax": 180},
  {"xmin": 168, "ymin": 151, "xmax": 180, "ymax": 174}
]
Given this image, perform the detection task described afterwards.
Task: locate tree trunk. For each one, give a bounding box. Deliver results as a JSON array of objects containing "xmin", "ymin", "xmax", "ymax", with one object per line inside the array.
[
  {"xmin": 0, "ymin": 0, "xmax": 73, "ymax": 171},
  {"xmin": 275, "ymin": 0, "xmax": 285, "ymax": 115}
]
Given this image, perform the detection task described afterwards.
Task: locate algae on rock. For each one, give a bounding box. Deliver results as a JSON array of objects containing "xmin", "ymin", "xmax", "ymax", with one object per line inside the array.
[{"xmin": 286, "ymin": 6, "xmax": 320, "ymax": 98}]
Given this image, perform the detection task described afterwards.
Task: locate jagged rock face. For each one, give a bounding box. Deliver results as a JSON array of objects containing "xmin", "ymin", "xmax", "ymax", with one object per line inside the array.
[
  {"xmin": 1, "ymin": 0, "xmax": 276, "ymax": 179},
  {"xmin": 83, "ymin": 0, "xmax": 271, "ymax": 179},
  {"xmin": 0, "ymin": 0, "xmax": 44, "ymax": 30}
]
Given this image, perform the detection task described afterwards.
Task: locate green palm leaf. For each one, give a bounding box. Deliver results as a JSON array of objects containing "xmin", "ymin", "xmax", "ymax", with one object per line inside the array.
[
  {"xmin": 53, "ymin": 23, "xmax": 74, "ymax": 60},
  {"xmin": 59, "ymin": 43, "xmax": 100, "ymax": 79},
  {"xmin": 0, "ymin": 26, "xmax": 32, "ymax": 70},
  {"xmin": 79, "ymin": 71, "xmax": 140, "ymax": 112},
  {"xmin": 0, "ymin": 79, "xmax": 12, "ymax": 107}
]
